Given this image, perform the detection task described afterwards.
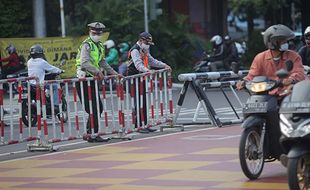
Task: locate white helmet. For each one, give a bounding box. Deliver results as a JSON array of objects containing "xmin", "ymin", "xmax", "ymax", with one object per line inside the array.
[
  {"xmin": 103, "ymin": 40, "xmax": 115, "ymax": 49},
  {"xmin": 210, "ymin": 35, "xmax": 223, "ymax": 46},
  {"xmin": 304, "ymin": 26, "xmax": 310, "ymax": 44}
]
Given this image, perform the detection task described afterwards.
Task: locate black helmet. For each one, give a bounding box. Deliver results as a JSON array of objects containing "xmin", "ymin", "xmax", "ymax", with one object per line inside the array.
[
  {"xmin": 6, "ymin": 44, "xmax": 16, "ymax": 54},
  {"xmin": 139, "ymin": 32, "xmax": 154, "ymax": 45},
  {"xmin": 263, "ymin": 24, "xmax": 295, "ymax": 50},
  {"xmin": 30, "ymin": 44, "xmax": 44, "ymax": 58}
]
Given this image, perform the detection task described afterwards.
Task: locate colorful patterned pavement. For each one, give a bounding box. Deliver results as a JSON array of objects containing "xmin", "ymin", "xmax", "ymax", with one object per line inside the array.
[{"xmin": 0, "ymin": 125, "xmax": 288, "ymax": 190}]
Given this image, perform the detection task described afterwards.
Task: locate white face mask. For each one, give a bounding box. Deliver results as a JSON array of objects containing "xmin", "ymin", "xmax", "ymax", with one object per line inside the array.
[
  {"xmin": 141, "ymin": 43, "xmax": 150, "ymax": 50},
  {"xmin": 279, "ymin": 42, "xmax": 289, "ymax": 52},
  {"xmin": 90, "ymin": 33, "xmax": 102, "ymax": 43}
]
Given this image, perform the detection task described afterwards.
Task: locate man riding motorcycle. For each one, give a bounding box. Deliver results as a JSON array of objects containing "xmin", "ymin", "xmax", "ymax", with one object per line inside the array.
[
  {"xmin": 236, "ymin": 24, "xmax": 305, "ymax": 160},
  {"xmin": 27, "ymin": 44, "xmax": 63, "ymax": 108}
]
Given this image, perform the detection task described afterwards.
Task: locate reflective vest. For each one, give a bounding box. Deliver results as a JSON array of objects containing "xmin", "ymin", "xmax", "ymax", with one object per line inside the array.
[
  {"xmin": 76, "ymin": 37, "xmax": 105, "ymax": 76},
  {"xmin": 127, "ymin": 44, "xmax": 148, "ymax": 75}
]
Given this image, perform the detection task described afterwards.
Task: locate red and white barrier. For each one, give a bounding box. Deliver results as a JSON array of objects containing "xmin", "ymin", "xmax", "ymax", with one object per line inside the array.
[{"xmin": 0, "ymin": 69, "xmax": 173, "ymax": 146}]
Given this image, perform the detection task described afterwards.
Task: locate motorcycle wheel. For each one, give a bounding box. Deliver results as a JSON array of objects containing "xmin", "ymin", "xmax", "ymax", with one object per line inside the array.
[
  {"xmin": 57, "ymin": 98, "xmax": 68, "ymax": 123},
  {"xmin": 21, "ymin": 100, "xmax": 37, "ymax": 127},
  {"xmin": 239, "ymin": 127, "xmax": 264, "ymax": 180},
  {"xmin": 288, "ymin": 156, "xmax": 310, "ymax": 190}
]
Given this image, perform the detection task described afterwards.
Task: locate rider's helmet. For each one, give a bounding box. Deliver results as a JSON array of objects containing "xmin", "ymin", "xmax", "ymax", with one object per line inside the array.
[
  {"xmin": 224, "ymin": 35, "xmax": 233, "ymax": 45},
  {"xmin": 103, "ymin": 40, "xmax": 115, "ymax": 49},
  {"xmin": 210, "ymin": 35, "xmax": 223, "ymax": 48},
  {"xmin": 6, "ymin": 44, "xmax": 16, "ymax": 54},
  {"xmin": 118, "ymin": 42, "xmax": 129, "ymax": 53},
  {"xmin": 304, "ymin": 26, "xmax": 310, "ymax": 46},
  {"xmin": 139, "ymin": 32, "xmax": 154, "ymax": 45},
  {"xmin": 29, "ymin": 44, "xmax": 44, "ymax": 59},
  {"xmin": 263, "ymin": 24, "xmax": 295, "ymax": 50}
]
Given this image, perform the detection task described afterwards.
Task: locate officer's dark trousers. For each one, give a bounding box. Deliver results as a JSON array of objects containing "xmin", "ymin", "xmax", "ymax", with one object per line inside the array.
[{"xmin": 76, "ymin": 80, "xmax": 103, "ymax": 134}]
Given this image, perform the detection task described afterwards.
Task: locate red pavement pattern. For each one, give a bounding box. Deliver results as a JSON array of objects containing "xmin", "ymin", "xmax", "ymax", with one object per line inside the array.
[{"xmin": 0, "ymin": 125, "xmax": 288, "ymax": 190}]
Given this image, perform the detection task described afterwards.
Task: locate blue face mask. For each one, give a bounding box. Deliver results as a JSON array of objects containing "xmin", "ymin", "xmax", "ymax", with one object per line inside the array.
[{"xmin": 279, "ymin": 42, "xmax": 289, "ymax": 52}]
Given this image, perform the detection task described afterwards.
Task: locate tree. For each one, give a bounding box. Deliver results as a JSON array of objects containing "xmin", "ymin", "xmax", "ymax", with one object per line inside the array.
[{"xmin": 0, "ymin": 0, "xmax": 33, "ymax": 37}]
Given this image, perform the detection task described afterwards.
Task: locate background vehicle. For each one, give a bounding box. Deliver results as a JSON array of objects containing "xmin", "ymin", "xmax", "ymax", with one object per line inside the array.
[
  {"xmin": 279, "ymin": 80, "xmax": 310, "ymax": 190},
  {"xmin": 21, "ymin": 73, "xmax": 68, "ymax": 127}
]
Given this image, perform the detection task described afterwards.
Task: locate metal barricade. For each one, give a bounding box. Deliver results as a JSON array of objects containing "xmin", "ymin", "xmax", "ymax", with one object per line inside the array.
[
  {"xmin": 0, "ymin": 69, "xmax": 174, "ymax": 149},
  {"xmin": 173, "ymin": 70, "xmax": 249, "ymax": 128},
  {"xmin": 0, "ymin": 76, "xmax": 41, "ymax": 145}
]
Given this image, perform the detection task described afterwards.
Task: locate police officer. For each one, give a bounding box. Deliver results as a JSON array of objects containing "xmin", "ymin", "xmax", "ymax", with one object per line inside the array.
[
  {"xmin": 127, "ymin": 32, "xmax": 171, "ymax": 133},
  {"xmin": 76, "ymin": 22, "xmax": 118, "ymax": 142}
]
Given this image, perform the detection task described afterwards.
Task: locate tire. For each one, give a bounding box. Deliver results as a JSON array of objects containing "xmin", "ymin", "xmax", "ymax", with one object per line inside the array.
[
  {"xmin": 239, "ymin": 127, "xmax": 264, "ymax": 180},
  {"xmin": 287, "ymin": 156, "xmax": 310, "ymax": 190},
  {"xmin": 21, "ymin": 100, "xmax": 37, "ymax": 127}
]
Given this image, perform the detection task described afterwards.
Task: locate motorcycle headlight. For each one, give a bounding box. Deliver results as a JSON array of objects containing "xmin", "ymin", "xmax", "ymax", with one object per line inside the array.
[
  {"xmin": 248, "ymin": 82, "xmax": 274, "ymax": 93},
  {"xmin": 280, "ymin": 114, "xmax": 310, "ymax": 138}
]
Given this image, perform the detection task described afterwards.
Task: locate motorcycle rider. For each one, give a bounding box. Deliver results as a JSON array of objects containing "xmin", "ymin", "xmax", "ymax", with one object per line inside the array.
[
  {"xmin": 236, "ymin": 24, "xmax": 305, "ymax": 162},
  {"xmin": 27, "ymin": 44, "xmax": 63, "ymax": 108},
  {"xmin": 223, "ymin": 35, "xmax": 239, "ymax": 70},
  {"xmin": 207, "ymin": 35, "xmax": 227, "ymax": 72},
  {"xmin": 103, "ymin": 39, "xmax": 119, "ymax": 72},
  {"xmin": 298, "ymin": 26, "xmax": 310, "ymax": 67},
  {"xmin": 118, "ymin": 42, "xmax": 130, "ymax": 76},
  {"xmin": 76, "ymin": 22, "xmax": 118, "ymax": 142},
  {"xmin": 0, "ymin": 44, "xmax": 21, "ymax": 79}
]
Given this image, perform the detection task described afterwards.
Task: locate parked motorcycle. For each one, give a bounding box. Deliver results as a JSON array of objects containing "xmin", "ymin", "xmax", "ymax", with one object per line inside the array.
[
  {"xmin": 21, "ymin": 72, "xmax": 68, "ymax": 127},
  {"xmin": 279, "ymin": 79, "xmax": 310, "ymax": 190},
  {"xmin": 239, "ymin": 62, "xmax": 292, "ymax": 180}
]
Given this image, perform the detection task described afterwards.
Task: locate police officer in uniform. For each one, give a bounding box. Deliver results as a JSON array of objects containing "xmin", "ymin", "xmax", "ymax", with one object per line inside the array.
[
  {"xmin": 127, "ymin": 32, "xmax": 171, "ymax": 133},
  {"xmin": 76, "ymin": 22, "xmax": 118, "ymax": 142}
]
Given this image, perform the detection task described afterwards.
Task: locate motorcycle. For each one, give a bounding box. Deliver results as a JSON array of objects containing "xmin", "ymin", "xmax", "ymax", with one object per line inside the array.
[
  {"xmin": 279, "ymin": 79, "xmax": 310, "ymax": 190},
  {"xmin": 239, "ymin": 61, "xmax": 292, "ymax": 180},
  {"xmin": 21, "ymin": 72, "xmax": 68, "ymax": 127}
]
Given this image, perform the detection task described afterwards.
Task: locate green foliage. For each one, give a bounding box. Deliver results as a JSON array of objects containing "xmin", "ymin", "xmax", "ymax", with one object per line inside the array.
[
  {"xmin": 65, "ymin": 0, "xmax": 207, "ymax": 78},
  {"xmin": 65, "ymin": 0, "xmax": 144, "ymax": 43},
  {"xmin": 149, "ymin": 14, "xmax": 207, "ymax": 71},
  {"xmin": 241, "ymin": 30, "xmax": 266, "ymax": 67},
  {"xmin": 0, "ymin": 0, "xmax": 32, "ymax": 37}
]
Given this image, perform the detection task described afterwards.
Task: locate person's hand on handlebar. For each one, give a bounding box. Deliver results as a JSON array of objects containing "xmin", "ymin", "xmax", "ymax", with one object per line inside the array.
[{"xmin": 236, "ymin": 79, "xmax": 245, "ymax": 90}]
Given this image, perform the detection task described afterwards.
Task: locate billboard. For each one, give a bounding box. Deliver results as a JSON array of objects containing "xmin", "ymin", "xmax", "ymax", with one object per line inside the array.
[{"xmin": 0, "ymin": 33, "xmax": 109, "ymax": 78}]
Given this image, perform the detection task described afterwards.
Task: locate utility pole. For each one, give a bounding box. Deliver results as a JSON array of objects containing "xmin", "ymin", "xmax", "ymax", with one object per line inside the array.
[
  {"xmin": 144, "ymin": 0, "xmax": 149, "ymax": 32},
  {"xmin": 33, "ymin": 0, "xmax": 46, "ymax": 38},
  {"xmin": 60, "ymin": 0, "xmax": 66, "ymax": 37}
]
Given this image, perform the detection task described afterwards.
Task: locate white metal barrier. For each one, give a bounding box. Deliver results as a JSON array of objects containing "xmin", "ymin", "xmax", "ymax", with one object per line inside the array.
[{"xmin": 0, "ymin": 69, "xmax": 173, "ymax": 147}]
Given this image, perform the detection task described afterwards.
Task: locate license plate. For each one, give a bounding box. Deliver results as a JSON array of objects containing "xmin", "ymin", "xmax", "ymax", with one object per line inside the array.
[
  {"xmin": 280, "ymin": 102, "xmax": 310, "ymax": 113},
  {"xmin": 243, "ymin": 102, "xmax": 268, "ymax": 113}
]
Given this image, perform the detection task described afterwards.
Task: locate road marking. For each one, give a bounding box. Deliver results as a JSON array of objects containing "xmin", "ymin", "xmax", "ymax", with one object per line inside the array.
[
  {"xmin": 0, "ymin": 126, "xmax": 217, "ymax": 163},
  {"xmin": 183, "ymin": 134, "xmax": 240, "ymax": 141}
]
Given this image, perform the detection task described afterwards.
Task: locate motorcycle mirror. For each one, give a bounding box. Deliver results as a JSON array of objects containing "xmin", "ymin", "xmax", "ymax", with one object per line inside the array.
[
  {"xmin": 231, "ymin": 62, "xmax": 239, "ymax": 74},
  {"xmin": 285, "ymin": 60, "xmax": 294, "ymax": 72},
  {"xmin": 276, "ymin": 69, "xmax": 289, "ymax": 79}
]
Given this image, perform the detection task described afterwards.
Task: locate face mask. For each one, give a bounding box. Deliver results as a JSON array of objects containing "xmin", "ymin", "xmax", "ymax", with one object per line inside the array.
[
  {"xmin": 90, "ymin": 33, "xmax": 102, "ymax": 43},
  {"xmin": 279, "ymin": 42, "xmax": 289, "ymax": 52},
  {"xmin": 141, "ymin": 43, "xmax": 150, "ymax": 50}
]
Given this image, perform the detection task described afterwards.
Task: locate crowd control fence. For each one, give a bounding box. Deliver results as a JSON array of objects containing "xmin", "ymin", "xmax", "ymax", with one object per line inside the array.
[{"xmin": 0, "ymin": 69, "xmax": 173, "ymax": 149}]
